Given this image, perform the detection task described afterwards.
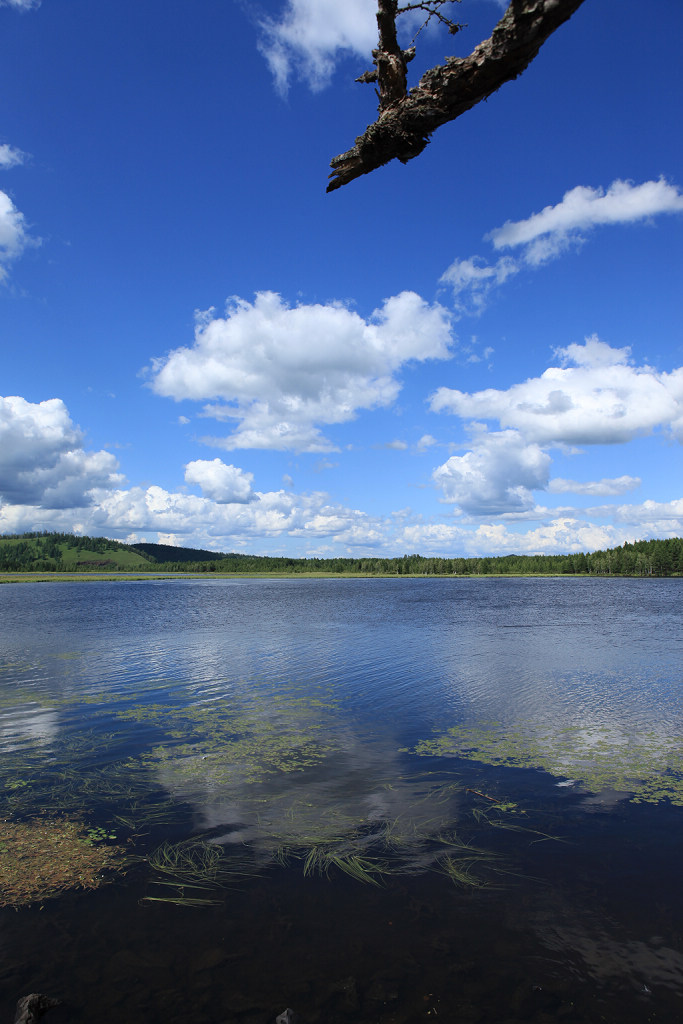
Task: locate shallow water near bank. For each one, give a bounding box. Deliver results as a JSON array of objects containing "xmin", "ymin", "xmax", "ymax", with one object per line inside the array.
[{"xmin": 0, "ymin": 576, "xmax": 681, "ymax": 1023}]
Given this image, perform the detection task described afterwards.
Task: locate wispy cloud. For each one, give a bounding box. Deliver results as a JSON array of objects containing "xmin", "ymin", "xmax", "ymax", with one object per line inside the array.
[
  {"xmin": 439, "ymin": 255, "xmax": 518, "ymax": 317},
  {"xmin": 548, "ymin": 475, "xmax": 641, "ymax": 497},
  {"xmin": 257, "ymin": 0, "xmax": 376, "ymax": 94},
  {"xmin": 0, "ymin": 0, "xmax": 41, "ymax": 9},
  {"xmin": 379, "ymin": 435, "xmax": 440, "ymax": 453},
  {"xmin": 0, "ymin": 144, "xmax": 28, "ymax": 169},
  {"xmin": 490, "ymin": 177, "xmax": 683, "ymax": 266},
  {"xmin": 0, "ymin": 189, "xmax": 39, "ymax": 283},
  {"xmin": 440, "ymin": 178, "xmax": 683, "ymax": 313},
  {"xmin": 256, "ymin": 0, "xmax": 429, "ymax": 94}
]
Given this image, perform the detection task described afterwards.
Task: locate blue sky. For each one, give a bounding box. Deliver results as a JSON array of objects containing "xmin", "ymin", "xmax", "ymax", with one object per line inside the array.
[{"xmin": 1, "ymin": 0, "xmax": 682, "ymax": 557}]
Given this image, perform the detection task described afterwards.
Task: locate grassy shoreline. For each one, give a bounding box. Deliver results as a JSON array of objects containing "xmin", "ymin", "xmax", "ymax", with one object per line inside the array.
[{"xmin": 0, "ymin": 570, "xmax": 669, "ymax": 584}]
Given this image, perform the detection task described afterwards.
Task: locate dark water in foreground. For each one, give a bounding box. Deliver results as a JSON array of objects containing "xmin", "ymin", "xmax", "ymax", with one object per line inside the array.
[{"xmin": 0, "ymin": 577, "xmax": 682, "ymax": 1024}]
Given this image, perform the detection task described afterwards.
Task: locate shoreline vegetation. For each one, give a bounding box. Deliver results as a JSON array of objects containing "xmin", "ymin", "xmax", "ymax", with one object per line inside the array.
[{"xmin": 0, "ymin": 531, "xmax": 681, "ymax": 579}]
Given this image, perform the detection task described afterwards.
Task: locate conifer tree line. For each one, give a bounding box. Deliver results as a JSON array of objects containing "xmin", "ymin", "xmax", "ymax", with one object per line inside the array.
[{"xmin": 1, "ymin": 532, "xmax": 682, "ymax": 577}]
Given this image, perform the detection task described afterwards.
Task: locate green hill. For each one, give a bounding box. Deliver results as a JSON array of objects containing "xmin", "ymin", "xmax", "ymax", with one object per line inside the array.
[
  {"xmin": 131, "ymin": 542, "xmax": 226, "ymax": 564},
  {"xmin": 0, "ymin": 533, "xmax": 155, "ymax": 572},
  {"xmin": 0, "ymin": 533, "xmax": 233, "ymax": 572}
]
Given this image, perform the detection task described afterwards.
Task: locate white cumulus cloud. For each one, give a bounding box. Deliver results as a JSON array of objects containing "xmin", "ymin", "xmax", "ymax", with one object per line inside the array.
[
  {"xmin": 0, "ymin": 395, "xmax": 392, "ymax": 552},
  {"xmin": 611, "ymin": 497, "xmax": 683, "ymax": 531},
  {"xmin": 0, "ymin": 396, "xmax": 124, "ymax": 508},
  {"xmin": 0, "ymin": 481, "xmax": 391, "ymax": 556},
  {"xmin": 149, "ymin": 290, "xmax": 454, "ymax": 453},
  {"xmin": 394, "ymin": 518, "xmax": 645, "ymax": 557},
  {"xmin": 184, "ymin": 459, "xmax": 254, "ymax": 504},
  {"xmin": 431, "ymin": 336, "xmax": 683, "ymax": 446},
  {"xmin": 465, "ymin": 519, "xmax": 629, "ymax": 556},
  {"xmin": 432, "ymin": 429, "xmax": 551, "ymax": 515}
]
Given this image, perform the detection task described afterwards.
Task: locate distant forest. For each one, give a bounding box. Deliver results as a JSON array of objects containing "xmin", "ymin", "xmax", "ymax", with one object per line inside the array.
[{"xmin": 1, "ymin": 531, "xmax": 682, "ymax": 577}]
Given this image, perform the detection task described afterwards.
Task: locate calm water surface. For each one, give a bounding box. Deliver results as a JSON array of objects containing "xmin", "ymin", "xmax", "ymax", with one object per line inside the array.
[{"xmin": 0, "ymin": 577, "xmax": 681, "ymax": 1024}]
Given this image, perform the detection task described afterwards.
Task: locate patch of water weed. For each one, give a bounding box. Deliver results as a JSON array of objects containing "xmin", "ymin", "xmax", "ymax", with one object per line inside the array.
[
  {"xmin": 126, "ymin": 691, "xmax": 343, "ymax": 787},
  {"xmin": 278, "ymin": 834, "xmax": 387, "ymax": 886},
  {"xmin": 85, "ymin": 825, "xmax": 118, "ymax": 843},
  {"xmin": 141, "ymin": 893, "xmax": 224, "ymax": 908},
  {"xmin": 143, "ymin": 836, "xmax": 253, "ymax": 907},
  {"xmin": 437, "ymin": 854, "xmax": 491, "ymax": 889},
  {"xmin": 0, "ymin": 692, "xmax": 545, "ymax": 903},
  {"xmin": 112, "ymin": 798, "xmax": 183, "ymax": 836},
  {"xmin": 0, "ymin": 816, "xmax": 127, "ymax": 908},
  {"xmin": 0, "ymin": 663, "xmax": 47, "ymax": 695},
  {"xmin": 261, "ymin": 782, "xmax": 512, "ymax": 889},
  {"xmin": 412, "ymin": 722, "xmax": 683, "ymax": 805},
  {"xmin": 317, "ymin": 851, "xmax": 386, "ymax": 885},
  {"xmin": 0, "ymin": 740, "xmax": 187, "ymax": 857}
]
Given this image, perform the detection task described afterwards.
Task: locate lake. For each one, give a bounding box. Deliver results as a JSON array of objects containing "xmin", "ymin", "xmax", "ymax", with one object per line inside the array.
[{"xmin": 0, "ymin": 576, "xmax": 682, "ymax": 1024}]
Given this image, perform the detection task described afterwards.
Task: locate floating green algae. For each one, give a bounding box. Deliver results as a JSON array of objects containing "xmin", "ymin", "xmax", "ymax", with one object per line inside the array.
[
  {"xmin": 410, "ymin": 721, "xmax": 683, "ymax": 805},
  {"xmin": 122, "ymin": 690, "xmax": 342, "ymax": 787}
]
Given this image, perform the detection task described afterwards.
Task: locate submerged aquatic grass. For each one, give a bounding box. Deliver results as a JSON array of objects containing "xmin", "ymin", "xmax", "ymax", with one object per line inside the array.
[
  {"xmin": 0, "ymin": 817, "xmax": 126, "ymax": 907},
  {"xmin": 147, "ymin": 837, "xmax": 225, "ymax": 888},
  {"xmin": 143, "ymin": 836, "xmax": 256, "ymax": 907},
  {"xmin": 142, "ymin": 894, "xmax": 224, "ymax": 907},
  {"xmin": 438, "ymin": 855, "xmax": 490, "ymax": 889},
  {"xmin": 300, "ymin": 841, "xmax": 386, "ymax": 885},
  {"xmin": 260, "ymin": 790, "xmax": 515, "ymax": 889}
]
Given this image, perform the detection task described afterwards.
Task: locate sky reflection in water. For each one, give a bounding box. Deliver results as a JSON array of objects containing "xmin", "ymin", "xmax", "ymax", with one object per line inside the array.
[
  {"xmin": 1, "ymin": 576, "xmax": 681, "ymax": 847},
  {"xmin": 1, "ymin": 577, "xmax": 683, "ymax": 1021}
]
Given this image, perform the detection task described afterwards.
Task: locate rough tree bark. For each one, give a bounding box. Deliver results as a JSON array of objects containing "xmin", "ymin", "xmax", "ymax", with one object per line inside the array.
[
  {"xmin": 14, "ymin": 995, "xmax": 61, "ymax": 1024},
  {"xmin": 328, "ymin": 0, "xmax": 588, "ymax": 192}
]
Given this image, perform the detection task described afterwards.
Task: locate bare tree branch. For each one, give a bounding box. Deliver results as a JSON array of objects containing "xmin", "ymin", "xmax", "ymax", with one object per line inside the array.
[
  {"xmin": 328, "ymin": 0, "xmax": 588, "ymax": 193},
  {"xmin": 397, "ymin": 1, "xmax": 464, "ymax": 41}
]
